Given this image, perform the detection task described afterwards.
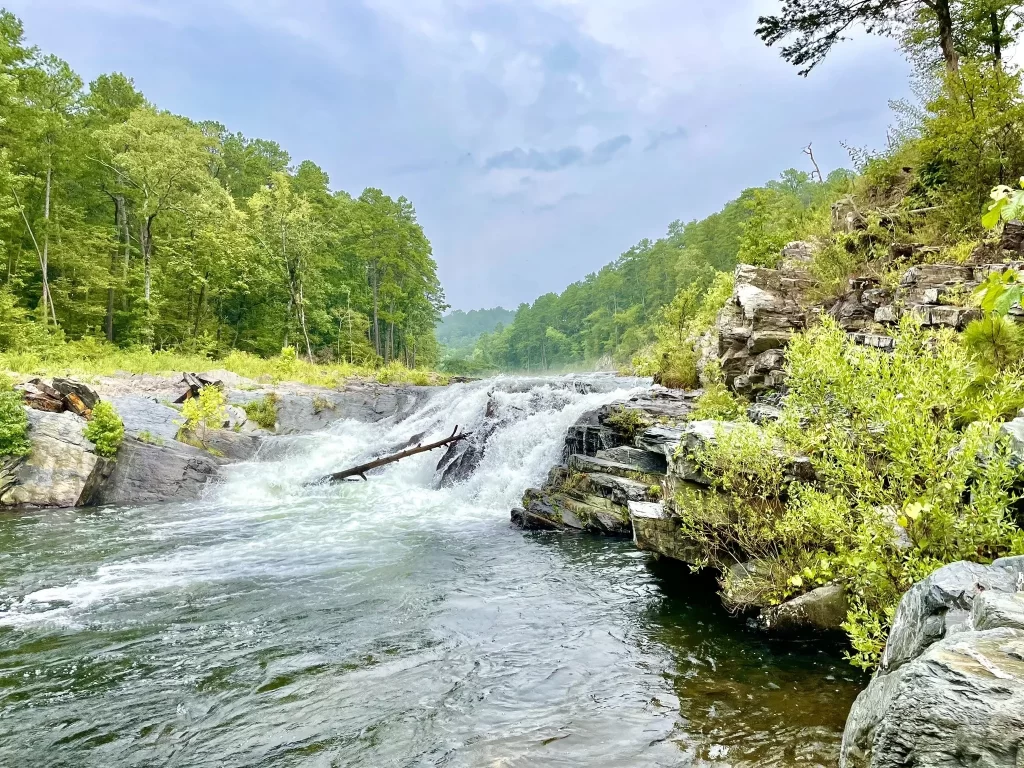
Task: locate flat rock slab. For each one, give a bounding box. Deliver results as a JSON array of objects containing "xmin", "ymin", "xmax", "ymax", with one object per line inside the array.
[
  {"xmin": 595, "ymin": 446, "xmax": 667, "ymax": 474},
  {"xmin": 108, "ymin": 395, "xmax": 182, "ymax": 444}
]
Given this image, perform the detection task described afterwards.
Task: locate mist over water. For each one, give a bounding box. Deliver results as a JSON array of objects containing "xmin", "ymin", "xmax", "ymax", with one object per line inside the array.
[{"xmin": 0, "ymin": 375, "xmax": 863, "ymax": 767}]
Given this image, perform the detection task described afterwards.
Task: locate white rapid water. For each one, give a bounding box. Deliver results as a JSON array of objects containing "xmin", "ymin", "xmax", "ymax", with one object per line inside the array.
[{"xmin": 0, "ymin": 374, "xmax": 645, "ymax": 629}]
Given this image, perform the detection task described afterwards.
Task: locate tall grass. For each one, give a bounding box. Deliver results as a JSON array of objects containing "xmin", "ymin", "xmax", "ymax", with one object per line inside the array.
[{"xmin": 0, "ymin": 339, "xmax": 447, "ymax": 388}]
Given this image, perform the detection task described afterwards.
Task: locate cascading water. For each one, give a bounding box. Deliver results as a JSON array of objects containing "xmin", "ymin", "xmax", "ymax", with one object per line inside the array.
[{"xmin": 0, "ymin": 375, "xmax": 864, "ymax": 767}]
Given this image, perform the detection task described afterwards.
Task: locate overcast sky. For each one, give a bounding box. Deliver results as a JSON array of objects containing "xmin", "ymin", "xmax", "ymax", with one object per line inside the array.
[{"xmin": 8, "ymin": 0, "xmax": 912, "ymax": 311}]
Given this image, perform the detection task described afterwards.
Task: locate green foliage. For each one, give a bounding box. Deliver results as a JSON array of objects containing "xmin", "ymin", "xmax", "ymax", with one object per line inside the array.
[
  {"xmin": 690, "ymin": 317, "xmax": 1024, "ymax": 668},
  {"xmin": 605, "ymin": 406, "xmax": 651, "ymax": 439},
  {"xmin": 982, "ymin": 179, "xmax": 1024, "ymax": 229},
  {"xmin": 83, "ymin": 401, "xmax": 124, "ymax": 458},
  {"xmin": 0, "ymin": 373, "xmax": 30, "ymax": 458},
  {"xmin": 242, "ymin": 393, "xmax": 279, "ymax": 431},
  {"xmin": 974, "ymin": 268, "xmax": 1024, "ymax": 315},
  {"xmin": 691, "ymin": 378, "xmax": 748, "ymax": 422},
  {"xmin": 0, "ymin": 11, "xmax": 445, "ymax": 372},
  {"xmin": 180, "ymin": 385, "xmax": 227, "ymax": 443},
  {"xmin": 963, "ymin": 314, "xmax": 1024, "ymax": 371},
  {"xmin": 136, "ymin": 430, "xmax": 164, "ymax": 446}
]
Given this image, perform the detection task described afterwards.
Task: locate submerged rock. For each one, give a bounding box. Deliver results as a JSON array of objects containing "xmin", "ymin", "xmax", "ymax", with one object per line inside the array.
[{"xmin": 761, "ymin": 584, "xmax": 849, "ymax": 634}]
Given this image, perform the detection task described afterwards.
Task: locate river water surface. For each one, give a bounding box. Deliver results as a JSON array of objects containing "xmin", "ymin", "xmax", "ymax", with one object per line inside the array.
[{"xmin": 0, "ymin": 376, "xmax": 864, "ymax": 767}]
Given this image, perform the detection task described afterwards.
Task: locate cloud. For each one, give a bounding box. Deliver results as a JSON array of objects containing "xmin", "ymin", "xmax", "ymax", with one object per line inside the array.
[
  {"xmin": 589, "ymin": 133, "xmax": 631, "ymax": 164},
  {"xmin": 484, "ymin": 145, "xmax": 586, "ymax": 172},
  {"xmin": 645, "ymin": 125, "xmax": 687, "ymax": 152},
  {"xmin": 484, "ymin": 133, "xmax": 630, "ymax": 172}
]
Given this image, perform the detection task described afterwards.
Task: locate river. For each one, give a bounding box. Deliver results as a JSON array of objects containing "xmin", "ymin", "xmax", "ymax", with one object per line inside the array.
[{"xmin": 0, "ymin": 376, "xmax": 864, "ymax": 767}]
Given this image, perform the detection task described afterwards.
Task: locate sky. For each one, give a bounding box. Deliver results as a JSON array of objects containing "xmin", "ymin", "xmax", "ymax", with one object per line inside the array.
[{"xmin": 7, "ymin": 0, "xmax": 913, "ymax": 312}]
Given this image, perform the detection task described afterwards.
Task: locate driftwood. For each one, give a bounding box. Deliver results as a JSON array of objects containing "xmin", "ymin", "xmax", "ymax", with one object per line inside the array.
[
  {"xmin": 174, "ymin": 372, "xmax": 223, "ymax": 404},
  {"xmin": 323, "ymin": 426, "xmax": 472, "ymax": 483}
]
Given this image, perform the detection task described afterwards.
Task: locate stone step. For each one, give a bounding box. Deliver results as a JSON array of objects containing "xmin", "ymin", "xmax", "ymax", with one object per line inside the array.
[
  {"xmin": 517, "ymin": 487, "xmax": 630, "ymax": 536},
  {"xmin": 584, "ymin": 472, "xmax": 652, "ymax": 505},
  {"xmin": 569, "ymin": 453, "xmax": 646, "ymax": 480}
]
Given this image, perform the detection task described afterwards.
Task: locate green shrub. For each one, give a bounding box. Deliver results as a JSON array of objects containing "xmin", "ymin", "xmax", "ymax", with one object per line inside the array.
[
  {"xmin": 180, "ymin": 385, "xmax": 227, "ymax": 443},
  {"xmin": 691, "ymin": 378, "xmax": 747, "ymax": 421},
  {"xmin": 0, "ymin": 374, "xmax": 30, "ymax": 458},
  {"xmin": 690, "ymin": 317, "xmax": 1024, "ymax": 669},
  {"xmin": 963, "ymin": 315, "xmax": 1024, "ymax": 372},
  {"xmin": 243, "ymin": 393, "xmax": 279, "ymax": 430},
  {"xmin": 84, "ymin": 401, "xmax": 124, "ymax": 459}
]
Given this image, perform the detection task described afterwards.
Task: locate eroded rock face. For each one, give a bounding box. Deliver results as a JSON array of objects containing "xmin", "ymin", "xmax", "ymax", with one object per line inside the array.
[
  {"xmin": 107, "ymin": 395, "xmax": 182, "ymax": 444},
  {"xmin": 841, "ymin": 557, "xmax": 1024, "ymax": 768},
  {"xmin": 0, "ymin": 410, "xmax": 111, "ymax": 508},
  {"xmin": 716, "ymin": 261, "xmax": 815, "ymax": 395}
]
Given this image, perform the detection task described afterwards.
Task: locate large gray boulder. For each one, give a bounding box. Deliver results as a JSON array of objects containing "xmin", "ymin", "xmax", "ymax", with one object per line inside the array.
[
  {"xmin": 881, "ymin": 559, "xmax": 1024, "ymax": 672},
  {"xmin": 842, "ymin": 628, "xmax": 1024, "ymax": 768},
  {"xmin": 0, "ymin": 409, "xmax": 111, "ymax": 508},
  {"xmin": 842, "ymin": 557, "xmax": 1024, "ymax": 767},
  {"xmin": 229, "ymin": 383, "xmax": 432, "ymax": 435},
  {"xmin": 92, "ymin": 437, "xmax": 220, "ymax": 506}
]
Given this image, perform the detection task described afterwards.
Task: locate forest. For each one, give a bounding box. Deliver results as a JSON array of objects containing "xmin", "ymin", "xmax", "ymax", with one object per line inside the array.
[{"xmin": 0, "ymin": 10, "xmax": 446, "ymax": 373}]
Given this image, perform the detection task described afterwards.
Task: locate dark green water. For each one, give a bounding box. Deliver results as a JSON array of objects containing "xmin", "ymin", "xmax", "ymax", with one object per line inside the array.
[{"xmin": 0, "ymin": 379, "xmax": 865, "ymax": 766}]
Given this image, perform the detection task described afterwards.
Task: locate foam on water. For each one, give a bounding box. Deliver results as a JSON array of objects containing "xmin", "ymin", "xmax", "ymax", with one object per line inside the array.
[{"xmin": 0, "ymin": 374, "xmax": 643, "ymax": 628}]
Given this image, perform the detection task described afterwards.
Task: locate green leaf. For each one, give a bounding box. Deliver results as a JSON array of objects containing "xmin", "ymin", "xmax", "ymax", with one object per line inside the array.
[{"xmin": 983, "ymin": 198, "xmax": 1008, "ymax": 229}]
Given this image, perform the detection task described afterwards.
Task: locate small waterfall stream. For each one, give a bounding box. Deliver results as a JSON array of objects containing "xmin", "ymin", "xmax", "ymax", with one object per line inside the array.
[{"xmin": 0, "ymin": 374, "xmax": 864, "ymax": 767}]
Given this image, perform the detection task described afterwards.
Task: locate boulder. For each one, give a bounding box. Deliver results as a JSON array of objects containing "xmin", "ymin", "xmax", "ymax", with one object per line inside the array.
[
  {"xmin": 92, "ymin": 437, "xmax": 220, "ymax": 506},
  {"xmin": 881, "ymin": 559, "xmax": 1024, "ymax": 672},
  {"xmin": 202, "ymin": 429, "xmax": 262, "ymax": 462},
  {"xmin": 971, "ymin": 590, "xmax": 1024, "ymax": 631},
  {"xmin": 761, "ymin": 584, "xmax": 849, "ymax": 633},
  {"xmin": 51, "ymin": 378, "xmax": 100, "ymax": 410},
  {"xmin": 999, "ymin": 416, "xmax": 1024, "ymax": 467},
  {"xmin": 0, "ymin": 409, "xmax": 111, "ymax": 508},
  {"xmin": 841, "ymin": 628, "xmax": 1024, "ymax": 768},
  {"xmin": 570, "ymin": 453, "xmax": 651, "ymax": 479},
  {"xmin": 636, "ymin": 425, "xmax": 687, "ymax": 458},
  {"xmin": 515, "ymin": 487, "xmax": 630, "ymax": 536}
]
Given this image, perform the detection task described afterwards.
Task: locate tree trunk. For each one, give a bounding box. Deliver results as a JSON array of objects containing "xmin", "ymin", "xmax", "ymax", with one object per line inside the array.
[
  {"xmin": 935, "ymin": 0, "xmax": 959, "ymax": 72},
  {"xmin": 297, "ymin": 279, "xmax": 313, "ymax": 362},
  {"xmin": 991, "ymin": 11, "xmax": 1003, "ymax": 63},
  {"xmin": 371, "ymin": 267, "xmax": 380, "ymax": 358},
  {"xmin": 41, "ymin": 165, "xmax": 53, "ymax": 325},
  {"xmin": 141, "ymin": 215, "xmax": 155, "ymax": 304}
]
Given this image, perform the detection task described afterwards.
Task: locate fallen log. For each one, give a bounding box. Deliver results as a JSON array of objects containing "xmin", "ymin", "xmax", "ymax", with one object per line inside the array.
[{"xmin": 322, "ymin": 426, "xmax": 472, "ymax": 483}]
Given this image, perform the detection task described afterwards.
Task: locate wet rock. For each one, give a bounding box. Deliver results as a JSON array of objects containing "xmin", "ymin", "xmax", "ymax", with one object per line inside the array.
[
  {"xmin": 107, "ymin": 395, "xmax": 182, "ymax": 444},
  {"xmin": 230, "ymin": 384, "xmax": 433, "ymax": 435},
  {"xmin": 564, "ymin": 408, "xmax": 629, "ymax": 458},
  {"xmin": 761, "ymin": 584, "xmax": 849, "ymax": 633},
  {"xmin": 0, "ymin": 410, "xmax": 112, "ymax": 508},
  {"xmin": 203, "ymin": 429, "xmax": 262, "ymax": 462},
  {"xmin": 1000, "ymin": 220, "xmax": 1024, "ymax": 254},
  {"xmin": 92, "ymin": 437, "xmax": 220, "ymax": 506},
  {"xmin": 515, "ymin": 488, "xmax": 630, "ymax": 536}
]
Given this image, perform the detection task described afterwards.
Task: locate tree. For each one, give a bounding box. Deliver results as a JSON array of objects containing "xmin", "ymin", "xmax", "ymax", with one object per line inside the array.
[
  {"xmin": 757, "ymin": 0, "xmax": 962, "ymax": 74},
  {"xmin": 98, "ymin": 108, "xmax": 218, "ymax": 315}
]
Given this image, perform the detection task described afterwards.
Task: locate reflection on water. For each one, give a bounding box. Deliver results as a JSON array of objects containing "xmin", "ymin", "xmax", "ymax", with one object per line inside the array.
[{"xmin": 0, "ymin": 377, "xmax": 865, "ymax": 766}]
